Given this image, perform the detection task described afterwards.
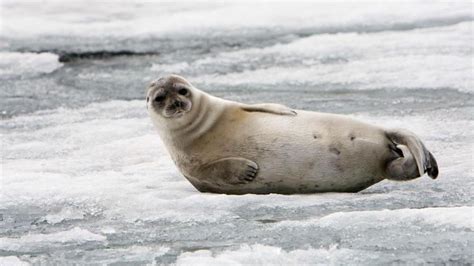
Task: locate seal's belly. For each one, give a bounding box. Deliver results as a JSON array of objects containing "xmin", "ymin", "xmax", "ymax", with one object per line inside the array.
[{"xmin": 205, "ymin": 110, "xmax": 391, "ymax": 193}]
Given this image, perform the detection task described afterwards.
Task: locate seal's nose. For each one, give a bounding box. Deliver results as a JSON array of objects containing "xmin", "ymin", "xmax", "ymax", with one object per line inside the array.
[
  {"xmin": 172, "ymin": 100, "xmax": 184, "ymax": 108},
  {"xmin": 154, "ymin": 94, "xmax": 166, "ymax": 102}
]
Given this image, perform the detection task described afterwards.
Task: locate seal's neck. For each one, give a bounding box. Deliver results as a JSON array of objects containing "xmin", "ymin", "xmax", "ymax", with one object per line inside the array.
[{"xmin": 154, "ymin": 90, "xmax": 227, "ymax": 150}]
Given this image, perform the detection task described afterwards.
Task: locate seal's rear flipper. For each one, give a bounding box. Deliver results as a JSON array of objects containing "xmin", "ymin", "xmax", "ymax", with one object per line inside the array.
[
  {"xmin": 241, "ymin": 103, "xmax": 297, "ymax": 116},
  {"xmin": 386, "ymin": 129, "xmax": 439, "ymax": 180}
]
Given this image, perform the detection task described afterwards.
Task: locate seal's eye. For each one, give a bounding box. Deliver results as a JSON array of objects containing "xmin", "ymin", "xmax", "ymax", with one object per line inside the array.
[
  {"xmin": 155, "ymin": 95, "xmax": 166, "ymax": 102},
  {"xmin": 178, "ymin": 88, "xmax": 188, "ymax": 96}
]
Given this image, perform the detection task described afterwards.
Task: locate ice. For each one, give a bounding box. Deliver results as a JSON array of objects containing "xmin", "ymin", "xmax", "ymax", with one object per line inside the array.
[{"xmin": 0, "ymin": 52, "xmax": 63, "ymax": 79}]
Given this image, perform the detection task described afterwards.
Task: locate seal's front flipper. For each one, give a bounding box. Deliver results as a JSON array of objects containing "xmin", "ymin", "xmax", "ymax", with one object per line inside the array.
[
  {"xmin": 241, "ymin": 103, "xmax": 297, "ymax": 116},
  {"xmin": 196, "ymin": 157, "xmax": 259, "ymax": 185}
]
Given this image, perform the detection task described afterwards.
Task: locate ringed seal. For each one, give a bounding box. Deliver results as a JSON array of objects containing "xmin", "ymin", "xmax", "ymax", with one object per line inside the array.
[{"xmin": 146, "ymin": 75, "xmax": 438, "ymax": 194}]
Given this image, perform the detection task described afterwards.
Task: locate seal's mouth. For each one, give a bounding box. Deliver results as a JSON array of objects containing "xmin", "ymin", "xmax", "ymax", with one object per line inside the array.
[
  {"xmin": 165, "ymin": 110, "xmax": 185, "ymax": 118},
  {"xmin": 164, "ymin": 109, "xmax": 185, "ymax": 118}
]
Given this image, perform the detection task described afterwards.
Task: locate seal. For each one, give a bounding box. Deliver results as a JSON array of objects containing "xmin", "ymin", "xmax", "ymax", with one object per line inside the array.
[{"xmin": 147, "ymin": 75, "xmax": 438, "ymax": 194}]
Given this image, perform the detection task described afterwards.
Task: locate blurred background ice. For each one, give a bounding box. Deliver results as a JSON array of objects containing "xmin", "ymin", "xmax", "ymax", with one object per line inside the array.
[{"xmin": 0, "ymin": 1, "xmax": 473, "ymax": 265}]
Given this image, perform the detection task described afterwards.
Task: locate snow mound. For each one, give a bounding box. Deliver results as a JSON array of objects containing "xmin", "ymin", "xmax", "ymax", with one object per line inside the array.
[
  {"xmin": 0, "ymin": 52, "xmax": 63, "ymax": 79},
  {"xmin": 176, "ymin": 244, "xmax": 388, "ymax": 266},
  {"xmin": 0, "ymin": 256, "xmax": 30, "ymax": 266},
  {"xmin": 41, "ymin": 207, "xmax": 86, "ymax": 224},
  {"xmin": 277, "ymin": 207, "xmax": 474, "ymax": 230},
  {"xmin": 0, "ymin": 227, "xmax": 106, "ymax": 252}
]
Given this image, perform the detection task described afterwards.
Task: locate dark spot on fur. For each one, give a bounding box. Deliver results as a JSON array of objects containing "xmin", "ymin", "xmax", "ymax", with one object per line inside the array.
[
  {"xmin": 329, "ymin": 147, "xmax": 341, "ymax": 155},
  {"xmin": 313, "ymin": 133, "xmax": 321, "ymax": 139},
  {"xmin": 332, "ymin": 160, "xmax": 344, "ymax": 172},
  {"xmin": 350, "ymin": 135, "xmax": 356, "ymax": 141},
  {"xmin": 298, "ymin": 184, "xmax": 308, "ymax": 192},
  {"xmin": 314, "ymin": 184, "xmax": 319, "ymax": 188}
]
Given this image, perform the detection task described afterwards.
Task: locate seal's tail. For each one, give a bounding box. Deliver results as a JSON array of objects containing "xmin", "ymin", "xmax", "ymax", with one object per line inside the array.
[{"xmin": 385, "ymin": 129, "xmax": 438, "ymax": 180}]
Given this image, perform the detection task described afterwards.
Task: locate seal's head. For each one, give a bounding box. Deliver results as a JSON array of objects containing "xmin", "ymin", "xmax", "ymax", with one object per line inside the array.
[{"xmin": 147, "ymin": 75, "xmax": 193, "ymax": 119}]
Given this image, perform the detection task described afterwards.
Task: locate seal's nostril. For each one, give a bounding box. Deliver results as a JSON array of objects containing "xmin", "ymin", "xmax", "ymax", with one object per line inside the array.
[{"xmin": 155, "ymin": 95, "xmax": 165, "ymax": 102}]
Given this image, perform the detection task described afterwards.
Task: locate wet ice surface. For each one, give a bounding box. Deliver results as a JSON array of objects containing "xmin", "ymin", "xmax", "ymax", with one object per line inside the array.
[{"xmin": 1, "ymin": 1, "xmax": 473, "ymax": 265}]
